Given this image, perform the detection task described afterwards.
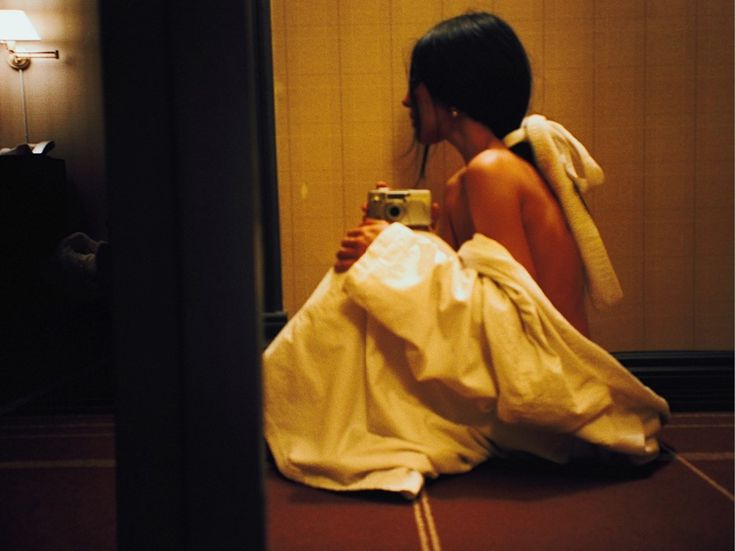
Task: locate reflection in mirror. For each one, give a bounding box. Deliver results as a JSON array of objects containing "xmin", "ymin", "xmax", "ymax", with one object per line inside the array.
[
  {"xmin": 270, "ymin": 0, "xmax": 733, "ymax": 353},
  {"xmin": 264, "ymin": 5, "xmax": 733, "ymax": 548}
]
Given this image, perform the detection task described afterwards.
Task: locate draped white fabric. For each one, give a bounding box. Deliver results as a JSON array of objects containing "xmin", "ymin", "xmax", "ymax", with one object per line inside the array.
[{"xmin": 263, "ymin": 224, "xmax": 669, "ymax": 498}]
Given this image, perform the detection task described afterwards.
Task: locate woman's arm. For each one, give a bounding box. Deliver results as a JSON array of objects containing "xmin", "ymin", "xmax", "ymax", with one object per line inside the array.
[{"xmin": 435, "ymin": 175, "xmax": 460, "ymax": 250}]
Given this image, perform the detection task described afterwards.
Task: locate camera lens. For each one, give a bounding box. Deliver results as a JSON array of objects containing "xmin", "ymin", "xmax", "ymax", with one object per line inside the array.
[{"xmin": 386, "ymin": 204, "xmax": 404, "ymax": 221}]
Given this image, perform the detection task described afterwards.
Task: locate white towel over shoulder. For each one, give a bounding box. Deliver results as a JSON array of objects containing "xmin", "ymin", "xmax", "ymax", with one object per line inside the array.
[
  {"xmin": 263, "ymin": 224, "xmax": 668, "ymax": 498},
  {"xmin": 504, "ymin": 114, "xmax": 623, "ymax": 309}
]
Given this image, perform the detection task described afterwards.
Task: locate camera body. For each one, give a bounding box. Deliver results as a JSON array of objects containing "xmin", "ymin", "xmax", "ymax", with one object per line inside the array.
[{"xmin": 366, "ymin": 188, "xmax": 432, "ymax": 228}]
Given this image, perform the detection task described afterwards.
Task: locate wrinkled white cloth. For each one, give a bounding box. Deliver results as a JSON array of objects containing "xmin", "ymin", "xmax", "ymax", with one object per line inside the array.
[
  {"xmin": 504, "ymin": 114, "xmax": 624, "ymax": 309},
  {"xmin": 263, "ymin": 224, "xmax": 669, "ymax": 498}
]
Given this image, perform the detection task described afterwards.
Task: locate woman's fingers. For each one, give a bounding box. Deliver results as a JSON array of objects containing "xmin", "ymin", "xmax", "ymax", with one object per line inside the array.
[
  {"xmin": 335, "ymin": 236, "xmax": 366, "ymax": 272},
  {"xmin": 432, "ymin": 202, "xmax": 440, "ymax": 222},
  {"xmin": 335, "ymin": 249, "xmax": 355, "ymax": 261},
  {"xmin": 340, "ymin": 236, "xmax": 359, "ymax": 248},
  {"xmin": 360, "ymin": 217, "xmax": 385, "ymax": 226},
  {"xmin": 337, "ymin": 239, "xmax": 365, "ymax": 255},
  {"xmin": 334, "ymin": 259, "xmax": 353, "ymax": 273},
  {"xmin": 335, "ymin": 219, "xmax": 389, "ymax": 272}
]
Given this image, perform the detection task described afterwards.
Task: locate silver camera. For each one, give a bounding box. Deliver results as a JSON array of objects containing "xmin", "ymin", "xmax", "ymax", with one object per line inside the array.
[{"xmin": 366, "ymin": 188, "xmax": 432, "ymax": 228}]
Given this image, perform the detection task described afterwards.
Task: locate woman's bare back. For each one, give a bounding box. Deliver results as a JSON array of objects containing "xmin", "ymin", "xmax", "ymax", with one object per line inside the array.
[{"xmin": 437, "ymin": 149, "xmax": 589, "ymax": 336}]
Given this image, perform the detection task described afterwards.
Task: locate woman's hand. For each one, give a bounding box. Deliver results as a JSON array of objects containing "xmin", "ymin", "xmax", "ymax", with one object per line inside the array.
[
  {"xmin": 431, "ymin": 201, "xmax": 440, "ymax": 229},
  {"xmin": 334, "ymin": 218, "xmax": 389, "ymax": 273}
]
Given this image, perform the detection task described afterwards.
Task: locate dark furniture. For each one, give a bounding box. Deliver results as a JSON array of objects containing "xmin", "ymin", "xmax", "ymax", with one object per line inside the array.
[
  {"xmin": 0, "ymin": 155, "xmax": 82, "ymax": 409},
  {"xmin": 0, "ymin": 155, "xmax": 68, "ymax": 286}
]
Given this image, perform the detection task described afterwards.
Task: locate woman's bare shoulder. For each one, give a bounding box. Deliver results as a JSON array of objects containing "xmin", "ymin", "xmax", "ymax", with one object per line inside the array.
[
  {"xmin": 462, "ymin": 149, "xmax": 527, "ymax": 200},
  {"xmin": 467, "ymin": 149, "xmax": 528, "ymax": 183},
  {"xmin": 466, "ymin": 148, "xmax": 545, "ymax": 196}
]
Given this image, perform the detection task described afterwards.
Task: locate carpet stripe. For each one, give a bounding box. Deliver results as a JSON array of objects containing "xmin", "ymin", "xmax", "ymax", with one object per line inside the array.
[
  {"xmin": 0, "ymin": 459, "xmax": 116, "ymax": 470},
  {"xmin": 412, "ymin": 498, "xmax": 431, "ymax": 551},
  {"xmin": 0, "ymin": 422, "xmax": 114, "ymax": 430},
  {"xmin": 672, "ymin": 412, "xmax": 733, "ymax": 416},
  {"xmin": 664, "ymin": 446, "xmax": 734, "ymax": 502},
  {"xmin": 419, "ymin": 490, "xmax": 442, "ymax": 551},
  {"xmin": 0, "ymin": 432, "xmax": 115, "ymax": 439},
  {"xmin": 670, "ymin": 413, "xmax": 733, "ymax": 420},
  {"xmin": 679, "ymin": 452, "xmax": 734, "ymax": 461},
  {"xmin": 666, "ymin": 424, "xmax": 734, "ymax": 429}
]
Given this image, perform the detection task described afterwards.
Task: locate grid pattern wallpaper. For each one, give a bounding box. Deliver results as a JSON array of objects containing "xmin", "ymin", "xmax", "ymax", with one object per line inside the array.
[{"xmin": 270, "ymin": 0, "xmax": 733, "ymax": 352}]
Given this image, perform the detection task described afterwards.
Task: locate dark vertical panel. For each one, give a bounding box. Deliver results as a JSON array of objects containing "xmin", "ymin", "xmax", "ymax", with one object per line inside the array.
[
  {"xmin": 99, "ymin": 1, "xmax": 265, "ymax": 549},
  {"xmin": 169, "ymin": 2, "xmax": 265, "ymax": 549},
  {"xmin": 254, "ymin": 0, "xmax": 284, "ymax": 316},
  {"xmin": 99, "ymin": 3, "xmax": 185, "ymax": 549}
]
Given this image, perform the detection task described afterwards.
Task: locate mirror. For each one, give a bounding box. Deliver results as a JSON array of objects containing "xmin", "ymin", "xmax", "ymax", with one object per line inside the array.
[{"xmin": 269, "ymin": 0, "xmax": 733, "ymax": 352}]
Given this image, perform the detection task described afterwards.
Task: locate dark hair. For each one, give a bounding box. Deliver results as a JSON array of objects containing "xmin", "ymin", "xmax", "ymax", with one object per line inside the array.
[{"xmin": 409, "ymin": 12, "xmax": 533, "ymax": 176}]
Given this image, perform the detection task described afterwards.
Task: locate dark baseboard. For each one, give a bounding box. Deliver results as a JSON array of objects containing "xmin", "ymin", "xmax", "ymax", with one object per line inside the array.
[
  {"xmin": 614, "ymin": 350, "xmax": 734, "ymax": 412},
  {"xmin": 263, "ymin": 310, "xmax": 288, "ymax": 343}
]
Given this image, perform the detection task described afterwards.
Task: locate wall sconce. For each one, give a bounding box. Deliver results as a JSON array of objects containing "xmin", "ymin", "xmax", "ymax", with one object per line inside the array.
[{"xmin": 0, "ymin": 9, "xmax": 60, "ymax": 145}]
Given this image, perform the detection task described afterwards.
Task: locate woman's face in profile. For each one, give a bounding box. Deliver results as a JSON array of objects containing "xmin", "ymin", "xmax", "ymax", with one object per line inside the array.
[{"xmin": 402, "ymin": 83, "xmax": 445, "ymax": 145}]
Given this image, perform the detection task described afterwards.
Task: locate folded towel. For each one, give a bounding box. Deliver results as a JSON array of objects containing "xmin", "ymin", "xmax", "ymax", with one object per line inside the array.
[{"xmin": 504, "ymin": 115, "xmax": 623, "ymax": 309}]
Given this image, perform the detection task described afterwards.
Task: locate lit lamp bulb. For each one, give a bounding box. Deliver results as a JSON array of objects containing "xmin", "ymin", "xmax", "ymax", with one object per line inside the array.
[{"xmin": 0, "ymin": 9, "xmax": 42, "ymax": 69}]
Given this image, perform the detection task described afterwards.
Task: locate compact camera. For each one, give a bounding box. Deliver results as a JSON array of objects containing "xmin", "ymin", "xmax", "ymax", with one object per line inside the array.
[{"xmin": 366, "ymin": 188, "xmax": 432, "ymax": 228}]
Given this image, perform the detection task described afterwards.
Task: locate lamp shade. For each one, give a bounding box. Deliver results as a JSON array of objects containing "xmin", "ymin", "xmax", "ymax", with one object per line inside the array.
[{"xmin": 0, "ymin": 10, "xmax": 41, "ymax": 41}]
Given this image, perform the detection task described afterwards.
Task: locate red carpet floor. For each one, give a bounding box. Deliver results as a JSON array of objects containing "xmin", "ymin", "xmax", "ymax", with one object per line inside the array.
[
  {"xmin": 267, "ymin": 412, "xmax": 734, "ymax": 550},
  {"xmin": 0, "ymin": 415, "xmax": 116, "ymax": 551},
  {"xmin": 0, "ymin": 412, "xmax": 731, "ymax": 550}
]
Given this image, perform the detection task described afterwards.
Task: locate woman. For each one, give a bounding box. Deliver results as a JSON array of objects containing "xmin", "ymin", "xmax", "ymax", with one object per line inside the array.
[
  {"xmin": 335, "ymin": 12, "xmax": 589, "ymax": 335},
  {"xmin": 264, "ymin": 12, "xmax": 668, "ymax": 498}
]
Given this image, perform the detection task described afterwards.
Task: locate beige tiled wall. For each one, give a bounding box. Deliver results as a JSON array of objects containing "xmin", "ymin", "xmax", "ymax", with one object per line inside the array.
[{"xmin": 271, "ymin": 0, "xmax": 733, "ymax": 352}]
